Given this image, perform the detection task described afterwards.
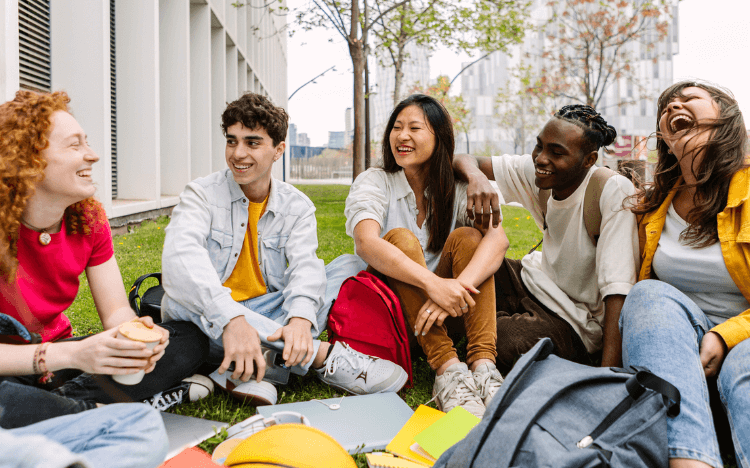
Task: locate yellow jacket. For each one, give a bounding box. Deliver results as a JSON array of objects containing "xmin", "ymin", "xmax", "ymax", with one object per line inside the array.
[{"xmin": 638, "ymin": 167, "xmax": 750, "ymax": 349}]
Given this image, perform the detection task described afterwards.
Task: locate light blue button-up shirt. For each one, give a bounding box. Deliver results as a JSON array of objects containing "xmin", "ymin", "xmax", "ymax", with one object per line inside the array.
[
  {"xmin": 345, "ymin": 168, "xmax": 471, "ymax": 272},
  {"xmin": 161, "ymin": 169, "xmax": 325, "ymax": 340}
]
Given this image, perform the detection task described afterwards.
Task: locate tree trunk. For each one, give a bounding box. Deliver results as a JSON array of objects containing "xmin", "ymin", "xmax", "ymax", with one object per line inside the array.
[
  {"xmin": 393, "ymin": 10, "xmax": 408, "ymax": 106},
  {"xmin": 393, "ymin": 41, "xmax": 405, "ymax": 106},
  {"xmin": 349, "ymin": 1, "xmax": 366, "ymax": 179},
  {"xmin": 365, "ymin": 58, "xmax": 371, "ymax": 169}
]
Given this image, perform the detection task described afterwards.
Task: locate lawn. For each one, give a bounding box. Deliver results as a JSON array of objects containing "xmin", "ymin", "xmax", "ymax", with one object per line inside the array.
[{"xmin": 65, "ymin": 185, "xmax": 541, "ymax": 464}]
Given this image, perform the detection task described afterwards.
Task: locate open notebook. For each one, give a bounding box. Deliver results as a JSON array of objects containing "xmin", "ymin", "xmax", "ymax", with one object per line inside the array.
[{"xmin": 257, "ymin": 392, "xmax": 414, "ymax": 454}]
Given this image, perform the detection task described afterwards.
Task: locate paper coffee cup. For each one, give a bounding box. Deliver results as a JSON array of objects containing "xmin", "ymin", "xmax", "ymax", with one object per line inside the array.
[{"xmin": 111, "ymin": 321, "xmax": 162, "ymax": 385}]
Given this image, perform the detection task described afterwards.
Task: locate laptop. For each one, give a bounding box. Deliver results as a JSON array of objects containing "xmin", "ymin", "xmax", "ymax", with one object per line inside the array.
[
  {"xmin": 160, "ymin": 412, "xmax": 228, "ymax": 460},
  {"xmin": 256, "ymin": 392, "xmax": 414, "ymax": 454}
]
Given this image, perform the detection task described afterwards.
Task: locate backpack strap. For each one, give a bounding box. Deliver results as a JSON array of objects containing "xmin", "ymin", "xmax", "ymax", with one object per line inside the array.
[
  {"xmin": 128, "ymin": 273, "xmax": 162, "ymax": 317},
  {"xmin": 530, "ymin": 167, "xmax": 616, "ymax": 254},
  {"xmin": 528, "ymin": 190, "xmax": 550, "ymax": 254},
  {"xmin": 582, "ymin": 167, "xmax": 616, "ymax": 246}
]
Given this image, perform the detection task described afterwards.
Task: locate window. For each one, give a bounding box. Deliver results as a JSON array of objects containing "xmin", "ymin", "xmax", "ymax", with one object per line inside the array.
[{"xmin": 18, "ymin": 0, "xmax": 51, "ymax": 92}]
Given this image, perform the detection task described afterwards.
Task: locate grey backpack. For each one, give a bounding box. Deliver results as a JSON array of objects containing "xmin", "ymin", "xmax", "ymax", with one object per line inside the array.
[{"xmin": 434, "ymin": 338, "xmax": 680, "ymax": 468}]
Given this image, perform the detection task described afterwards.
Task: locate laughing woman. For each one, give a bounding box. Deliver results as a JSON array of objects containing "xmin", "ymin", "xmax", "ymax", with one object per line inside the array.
[
  {"xmin": 344, "ymin": 94, "xmax": 509, "ymax": 418},
  {"xmin": 621, "ymin": 81, "xmax": 750, "ymax": 468},
  {"xmin": 0, "ymin": 90, "xmax": 210, "ymax": 429}
]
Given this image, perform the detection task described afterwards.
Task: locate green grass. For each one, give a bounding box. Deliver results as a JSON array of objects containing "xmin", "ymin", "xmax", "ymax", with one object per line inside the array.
[{"xmin": 66, "ymin": 187, "xmax": 544, "ymax": 466}]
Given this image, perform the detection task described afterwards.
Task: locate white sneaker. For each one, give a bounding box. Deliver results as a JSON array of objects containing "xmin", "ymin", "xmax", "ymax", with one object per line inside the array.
[
  {"xmin": 472, "ymin": 362, "xmax": 504, "ymax": 408},
  {"xmin": 431, "ymin": 362, "xmax": 485, "ymax": 418},
  {"xmin": 209, "ymin": 369, "xmax": 278, "ymax": 405},
  {"xmin": 182, "ymin": 374, "xmax": 214, "ymax": 401},
  {"xmin": 315, "ymin": 342, "xmax": 408, "ymax": 395}
]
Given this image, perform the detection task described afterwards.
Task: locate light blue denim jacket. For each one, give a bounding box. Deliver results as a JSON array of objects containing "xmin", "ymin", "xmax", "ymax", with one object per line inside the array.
[{"xmin": 161, "ymin": 169, "xmax": 325, "ymax": 340}]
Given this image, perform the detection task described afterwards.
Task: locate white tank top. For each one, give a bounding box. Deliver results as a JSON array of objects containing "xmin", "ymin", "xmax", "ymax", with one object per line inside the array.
[{"xmin": 652, "ymin": 203, "xmax": 749, "ymax": 324}]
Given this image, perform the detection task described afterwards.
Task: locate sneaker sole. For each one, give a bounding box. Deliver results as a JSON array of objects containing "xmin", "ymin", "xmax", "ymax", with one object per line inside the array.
[
  {"xmin": 321, "ymin": 368, "xmax": 409, "ymax": 396},
  {"xmin": 209, "ymin": 371, "xmax": 277, "ymax": 405},
  {"xmin": 229, "ymin": 391, "xmax": 275, "ymax": 406}
]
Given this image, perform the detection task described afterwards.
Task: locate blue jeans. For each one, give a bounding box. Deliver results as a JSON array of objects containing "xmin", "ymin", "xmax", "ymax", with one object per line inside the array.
[
  {"xmin": 4, "ymin": 403, "xmax": 167, "ymax": 468},
  {"xmin": 620, "ymin": 280, "xmax": 750, "ymax": 468},
  {"xmin": 206, "ymin": 290, "xmax": 330, "ymax": 375}
]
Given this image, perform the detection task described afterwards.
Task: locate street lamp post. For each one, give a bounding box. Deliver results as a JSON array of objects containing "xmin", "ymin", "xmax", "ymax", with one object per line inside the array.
[{"xmin": 288, "ymin": 66, "xmax": 336, "ymax": 101}]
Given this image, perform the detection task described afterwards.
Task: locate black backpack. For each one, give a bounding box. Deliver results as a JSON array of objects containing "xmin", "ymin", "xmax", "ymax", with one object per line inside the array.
[
  {"xmin": 128, "ymin": 273, "xmax": 164, "ymax": 324},
  {"xmin": 435, "ymin": 338, "xmax": 680, "ymax": 468}
]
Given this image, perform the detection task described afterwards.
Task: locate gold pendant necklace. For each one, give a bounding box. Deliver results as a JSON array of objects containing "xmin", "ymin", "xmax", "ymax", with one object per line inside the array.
[{"xmin": 21, "ymin": 217, "xmax": 62, "ymax": 246}]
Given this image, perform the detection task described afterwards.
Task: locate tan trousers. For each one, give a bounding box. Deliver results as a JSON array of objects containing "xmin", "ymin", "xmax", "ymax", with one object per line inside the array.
[{"xmin": 372, "ymin": 227, "xmax": 497, "ymax": 370}]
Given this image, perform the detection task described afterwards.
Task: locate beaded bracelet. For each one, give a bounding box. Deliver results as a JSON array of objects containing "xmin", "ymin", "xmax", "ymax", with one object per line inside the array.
[
  {"xmin": 35, "ymin": 342, "xmax": 54, "ymax": 384},
  {"xmin": 32, "ymin": 344, "xmax": 41, "ymax": 375}
]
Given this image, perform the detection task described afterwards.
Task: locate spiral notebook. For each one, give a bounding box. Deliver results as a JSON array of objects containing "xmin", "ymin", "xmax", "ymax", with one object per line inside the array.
[{"xmin": 256, "ymin": 392, "xmax": 414, "ymax": 454}]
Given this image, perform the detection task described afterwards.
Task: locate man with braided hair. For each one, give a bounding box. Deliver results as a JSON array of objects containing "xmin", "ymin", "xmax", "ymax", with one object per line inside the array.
[{"xmin": 453, "ymin": 105, "xmax": 638, "ymax": 371}]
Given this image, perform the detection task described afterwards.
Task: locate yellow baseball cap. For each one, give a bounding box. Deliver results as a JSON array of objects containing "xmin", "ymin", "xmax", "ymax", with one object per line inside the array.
[{"xmin": 224, "ymin": 424, "xmax": 357, "ymax": 468}]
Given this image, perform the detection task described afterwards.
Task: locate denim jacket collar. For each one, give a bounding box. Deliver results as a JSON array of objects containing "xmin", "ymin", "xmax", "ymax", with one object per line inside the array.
[{"xmin": 224, "ymin": 169, "xmax": 282, "ymax": 216}]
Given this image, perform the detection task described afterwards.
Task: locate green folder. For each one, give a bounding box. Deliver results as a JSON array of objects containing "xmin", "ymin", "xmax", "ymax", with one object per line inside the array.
[{"xmin": 412, "ymin": 406, "xmax": 480, "ymax": 460}]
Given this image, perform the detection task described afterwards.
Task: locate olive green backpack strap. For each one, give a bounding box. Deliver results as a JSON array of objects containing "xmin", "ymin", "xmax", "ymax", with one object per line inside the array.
[
  {"xmin": 528, "ymin": 189, "xmax": 551, "ymax": 254},
  {"xmin": 583, "ymin": 166, "xmax": 617, "ymax": 246},
  {"xmin": 528, "ymin": 167, "xmax": 616, "ymax": 254}
]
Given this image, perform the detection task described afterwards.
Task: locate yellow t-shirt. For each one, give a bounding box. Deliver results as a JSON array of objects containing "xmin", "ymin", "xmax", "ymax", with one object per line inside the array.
[{"xmin": 223, "ymin": 196, "xmax": 268, "ymax": 302}]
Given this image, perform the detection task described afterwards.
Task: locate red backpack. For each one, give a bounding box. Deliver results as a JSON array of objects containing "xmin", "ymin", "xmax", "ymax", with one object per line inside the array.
[{"xmin": 327, "ymin": 271, "xmax": 413, "ymax": 388}]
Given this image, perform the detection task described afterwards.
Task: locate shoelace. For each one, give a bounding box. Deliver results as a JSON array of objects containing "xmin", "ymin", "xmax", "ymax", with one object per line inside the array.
[
  {"xmin": 475, "ymin": 369, "xmax": 504, "ymax": 399},
  {"xmin": 145, "ymin": 389, "xmax": 184, "ymax": 411},
  {"xmin": 324, "ymin": 343, "xmax": 372, "ymax": 378},
  {"xmin": 428, "ymin": 371, "xmax": 482, "ymax": 407}
]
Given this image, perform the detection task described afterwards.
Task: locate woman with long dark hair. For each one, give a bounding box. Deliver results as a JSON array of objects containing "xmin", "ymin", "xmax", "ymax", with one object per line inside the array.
[
  {"xmin": 344, "ymin": 94, "xmax": 509, "ymax": 417},
  {"xmin": 621, "ymin": 81, "xmax": 750, "ymax": 468}
]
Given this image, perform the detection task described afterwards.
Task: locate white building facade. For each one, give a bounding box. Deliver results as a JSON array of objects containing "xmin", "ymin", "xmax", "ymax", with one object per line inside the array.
[
  {"xmin": 1, "ymin": 0, "xmax": 288, "ymax": 225},
  {"xmin": 370, "ymin": 42, "xmax": 430, "ymax": 143}
]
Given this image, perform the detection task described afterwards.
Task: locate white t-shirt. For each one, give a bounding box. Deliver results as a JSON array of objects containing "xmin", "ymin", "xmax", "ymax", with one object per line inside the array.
[
  {"xmin": 345, "ymin": 167, "xmax": 472, "ymax": 272},
  {"xmin": 652, "ymin": 203, "xmax": 750, "ymax": 324},
  {"xmin": 491, "ymin": 154, "xmax": 639, "ymax": 352}
]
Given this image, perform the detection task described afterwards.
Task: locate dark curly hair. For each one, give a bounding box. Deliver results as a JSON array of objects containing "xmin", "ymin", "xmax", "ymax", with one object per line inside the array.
[
  {"xmin": 630, "ymin": 81, "xmax": 748, "ymax": 247},
  {"xmin": 221, "ymin": 93, "xmax": 289, "ymax": 146},
  {"xmin": 0, "ymin": 90, "xmax": 103, "ymax": 281},
  {"xmin": 382, "ymin": 94, "xmax": 455, "ymax": 253},
  {"xmin": 554, "ymin": 104, "xmax": 618, "ymax": 153}
]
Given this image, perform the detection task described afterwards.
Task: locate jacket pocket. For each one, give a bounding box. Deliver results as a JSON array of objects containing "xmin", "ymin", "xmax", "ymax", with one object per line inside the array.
[
  {"xmin": 208, "ymin": 229, "xmax": 233, "ymax": 273},
  {"xmin": 261, "ymin": 235, "xmax": 289, "ymax": 281}
]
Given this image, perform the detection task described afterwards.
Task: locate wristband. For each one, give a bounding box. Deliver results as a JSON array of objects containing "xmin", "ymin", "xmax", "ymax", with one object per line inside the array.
[{"xmin": 35, "ymin": 342, "xmax": 55, "ymax": 384}]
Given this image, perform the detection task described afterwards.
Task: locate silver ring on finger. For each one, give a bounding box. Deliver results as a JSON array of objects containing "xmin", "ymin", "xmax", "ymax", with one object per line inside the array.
[
  {"xmin": 461, "ymin": 304, "xmax": 468, "ymax": 310},
  {"xmin": 425, "ymin": 309, "xmax": 431, "ymax": 315}
]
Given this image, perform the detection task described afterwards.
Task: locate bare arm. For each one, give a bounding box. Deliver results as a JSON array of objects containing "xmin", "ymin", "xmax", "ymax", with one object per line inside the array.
[
  {"xmin": 414, "ymin": 222, "xmax": 509, "ymax": 336},
  {"xmin": 453, "ymin": 154, "xmax": 501, "ymax": 229},
  {"xmin": 353, "ymin": 219, "xmax": 476, "ymax": 317},
  {"xmin": 600, "ymin": 294, "xmax": 624, "ymax": 367},
  {"xmin": 456, "ymin": 222, "xmax": 509, "ymax": 288},
  {"xmin": 354, "ymin": 219, "xmax": 438, "ymax": 292},
  {"xmin": 87, "ymin": 256, "xmax": 137, "ymax": 330},
  {"xmin": 0, "ymin": 333, "xmax": 156, "ymax": 377}
]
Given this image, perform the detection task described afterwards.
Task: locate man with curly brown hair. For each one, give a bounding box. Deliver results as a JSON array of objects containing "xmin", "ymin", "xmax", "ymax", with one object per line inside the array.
[{"xmin": 162, "ymin": 93, "xmax": 407, "ymax": 404}]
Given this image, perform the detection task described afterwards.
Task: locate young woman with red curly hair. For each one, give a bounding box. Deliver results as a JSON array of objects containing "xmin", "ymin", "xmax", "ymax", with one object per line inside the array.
[{"xmin": 0, "ymin": 90, "xmax": 210, "ymax": 429}]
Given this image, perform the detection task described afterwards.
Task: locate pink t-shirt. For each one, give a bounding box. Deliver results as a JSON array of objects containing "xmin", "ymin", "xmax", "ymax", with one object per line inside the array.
[{"xmin": 4, "ymin": 212, "xmax": 114, "ymax": 342}]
